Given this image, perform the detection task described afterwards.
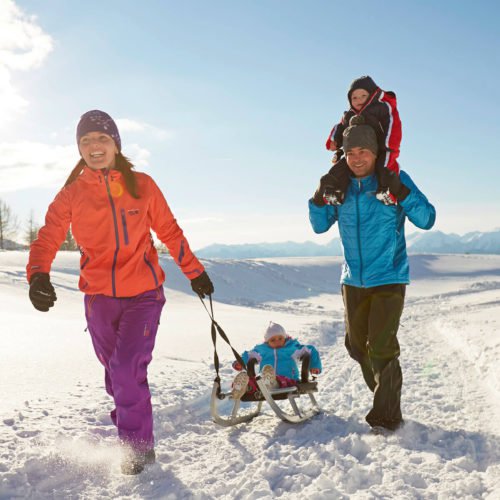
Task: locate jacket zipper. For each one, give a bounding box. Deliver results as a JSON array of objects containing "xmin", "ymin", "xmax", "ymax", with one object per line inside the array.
[
  {"xmin": 104, "ymin": 172, "xmax": 120, "ymax": 297},
  {"xmin": 143, "ymin": 252, "xmax": 159, "ymax": 287},
  {"xmin": 356, "ymin": 180, "xmax": 364, "ymax": 287},
  {"xmin": 120, "ymin": 208, "xmax": 129, "ymax": 245}
]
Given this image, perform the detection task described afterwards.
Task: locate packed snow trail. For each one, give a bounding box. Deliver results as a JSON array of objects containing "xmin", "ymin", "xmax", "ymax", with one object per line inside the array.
[{"xmin": 1, "ymin": 252, "xmax": 500, "ymax": 499}]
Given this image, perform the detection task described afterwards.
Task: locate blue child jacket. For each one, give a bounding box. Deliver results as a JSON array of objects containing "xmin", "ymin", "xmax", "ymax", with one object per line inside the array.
[
  {"xmin": 309, "ymin": 170, "xmax": 436, "ymax": 288},
  {"xmin": 241, "ymin": 338, "xmax": 322, "ymax": 381}
]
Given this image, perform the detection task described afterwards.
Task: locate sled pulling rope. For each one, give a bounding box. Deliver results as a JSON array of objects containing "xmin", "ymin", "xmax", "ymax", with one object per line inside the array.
[{"xmin": 199, "ymin": 295, "xmax": 321, "ymax": 426}]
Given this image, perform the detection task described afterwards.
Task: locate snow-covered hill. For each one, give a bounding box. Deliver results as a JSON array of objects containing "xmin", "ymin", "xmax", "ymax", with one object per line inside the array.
[
  {"xmin": 196, "ymin": 239, "xmax": 344, "ymax": 259},
  {"xmin": 196, "ymin": 229, "xmax": 500, "ymax": 258},
  {"xmin": 1, "ymin": 251, "xmax": 500, "ymax": 498}
]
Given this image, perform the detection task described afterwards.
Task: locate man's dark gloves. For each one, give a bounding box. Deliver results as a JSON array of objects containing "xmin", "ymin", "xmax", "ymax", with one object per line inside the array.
[
  {"xmin": 29, "ymin": 272, "xmax": 57, "ymax": 312},
  {"xmin": 312, "ymin": 159, "xmax": 351, "ymax": 206},
  {"xmin": 190, "ymin": 271, "xmax": 214, "ymax": 298},
  {"xmin": 312, "ymin": 174, "xmax": 332, "ymax": 206},
  {"xmin": 378, "ymin": 168, "xmax": 410, "ymax": 202}
]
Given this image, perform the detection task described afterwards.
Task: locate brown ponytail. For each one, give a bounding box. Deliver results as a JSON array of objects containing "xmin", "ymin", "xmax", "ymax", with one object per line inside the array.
[
  {"xmin": 114, "ymin": 153, "xmax": 140, "ymax": 199},
  {"xmin": 64, "ymin": 158, "xmax": 86, "ymax": 187},
  {"xmin": 63, "ymin": 153, "xmax": 140, "ymax": 199}
]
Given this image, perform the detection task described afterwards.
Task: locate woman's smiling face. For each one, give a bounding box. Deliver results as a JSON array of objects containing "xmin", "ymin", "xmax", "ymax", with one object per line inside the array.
[{"xmin": 79, "ymin": 132, "xmax": 118, "ymax": 170}]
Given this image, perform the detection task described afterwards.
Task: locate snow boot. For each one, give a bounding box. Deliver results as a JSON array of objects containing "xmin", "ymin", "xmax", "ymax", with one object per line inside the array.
[
  {"xmin": 231, "ymin": 372, "xmax": 250, "ymax": 399},
  {"xmin": 260, "ymin": 365, "xmax": 279, "ymax": 390},
  {"xmin": 365, "ymin": 358, "xmax": 403, "ymax": 431},
  {"xmin": 370, "ymin": 420, "xmax": 405, "ymax": 435},
  {"xmin": 121, "ymin": 448, "xmax": 156, "ymax": 475},
  {"xmin": 323, "ymin": 158, "xmax": 351, "ymax": 206},
  {"xmin": 375, "ymin": 163, "xmax": 397, "ymax": 205}
]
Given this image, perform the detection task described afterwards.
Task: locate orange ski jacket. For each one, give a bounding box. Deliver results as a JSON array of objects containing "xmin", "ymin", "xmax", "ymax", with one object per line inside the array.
[{"xmin": 27, "ymin": 166, "xmax": 205, "ymax": 297}]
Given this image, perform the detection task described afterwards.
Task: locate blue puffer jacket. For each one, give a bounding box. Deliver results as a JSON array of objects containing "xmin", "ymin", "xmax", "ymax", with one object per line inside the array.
[
  {"xmin": 241, "ymin": 338, "xmax": 322, "ymax": 381},
  {"xmin": 309, "ymin": 170, "xmax": 435, "ymax": 288}
]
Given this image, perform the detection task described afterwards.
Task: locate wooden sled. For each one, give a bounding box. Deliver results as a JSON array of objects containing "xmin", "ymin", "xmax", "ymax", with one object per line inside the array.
[{"xmin": 211, "ymin": 355, "xmax": 320, "ymax": 427}]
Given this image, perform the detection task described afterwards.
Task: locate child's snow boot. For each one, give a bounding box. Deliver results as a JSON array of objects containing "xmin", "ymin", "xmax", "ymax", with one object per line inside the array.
[
  {"xmin": 323, "ymin": 158, "xmax": 351, "ymax": 206},
  {"xmin": 375, "ymin": 162, "xmax": 397, "ymax": 205},
  {"xmin": 260, "ymin": 365, "xmax": 279, "ymax": 390},
  {"xmin": 231, "ymin": 372, "xmax": 250, "ymax": 399}
]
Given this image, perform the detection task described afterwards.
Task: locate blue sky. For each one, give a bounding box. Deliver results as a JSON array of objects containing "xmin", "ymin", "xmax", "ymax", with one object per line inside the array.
[{"xmin": 1, "ymin": 0, "xmax": 499, "ymax": 249}]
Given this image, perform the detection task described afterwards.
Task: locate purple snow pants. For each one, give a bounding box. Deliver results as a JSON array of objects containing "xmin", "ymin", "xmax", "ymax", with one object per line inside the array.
[{"xmin": 84, "ymin": 286, "xmax": 165, "ymax": 452}]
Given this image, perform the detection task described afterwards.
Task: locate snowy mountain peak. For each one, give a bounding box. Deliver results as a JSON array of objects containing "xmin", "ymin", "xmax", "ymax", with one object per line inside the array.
[{"xmin": 196, "ymin": 230, "xmax": 500, "ymax": 259}]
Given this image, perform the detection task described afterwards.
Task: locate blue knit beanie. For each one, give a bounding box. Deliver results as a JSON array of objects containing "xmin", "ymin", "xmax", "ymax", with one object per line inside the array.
[{"xmin": 76, "ymin": 110, "xmax": 121, "ymax": 151}]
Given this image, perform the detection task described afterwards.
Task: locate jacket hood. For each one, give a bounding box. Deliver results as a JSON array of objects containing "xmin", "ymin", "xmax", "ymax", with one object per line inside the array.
[{"xmin": 348, "ymin": 76, "xmax": 378, "ymax": 105}]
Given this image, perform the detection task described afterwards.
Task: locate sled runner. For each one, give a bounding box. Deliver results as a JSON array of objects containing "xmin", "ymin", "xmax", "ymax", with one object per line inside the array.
[{"xmin": 210, "ymin": 355, "xmax": 321, "ymax": 426}]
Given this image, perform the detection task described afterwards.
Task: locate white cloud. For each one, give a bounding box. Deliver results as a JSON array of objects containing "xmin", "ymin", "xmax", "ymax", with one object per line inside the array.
[
  {"xmin": 115, "ymin": 118, "xmax": 173, "ymax": 141},
  {"xmin": 0, "ymin": 141, "xmax": 75, "ymax": 192},
  {"xmin": 0, "ymin": 65, "xmax": 28, "ymax": 115},
  {"xmin": 0, "ymin": 0, "xmax": 53, "ymax": 119},
  {"xmin": 0, "ymin": 141, "xmax": 151, "ymax": 192},
  {"xmin": 124, "ymin": 143, "xmax": 151, "ymax": 168}
]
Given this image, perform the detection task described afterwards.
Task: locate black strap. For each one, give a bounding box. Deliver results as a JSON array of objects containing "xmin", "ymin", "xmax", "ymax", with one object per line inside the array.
[{"xmin": 199, "ymin": 295, "xmax": 247, "ymax": 397}]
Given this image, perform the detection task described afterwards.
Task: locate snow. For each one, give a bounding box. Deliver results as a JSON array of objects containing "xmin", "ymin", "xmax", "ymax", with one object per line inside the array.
[{"xmin": 1, "ymin": 251, "xmax": 500, "ymax": 499}]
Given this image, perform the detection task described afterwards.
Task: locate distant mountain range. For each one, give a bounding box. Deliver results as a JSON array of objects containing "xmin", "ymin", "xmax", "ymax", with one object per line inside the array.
[
  {"xmin": 5, "ymin": 230, "xmax": 500, "ymax": 258},
  {"xmin": 196, "ymin": 230, "xmax": 500, "ymax": 259}
]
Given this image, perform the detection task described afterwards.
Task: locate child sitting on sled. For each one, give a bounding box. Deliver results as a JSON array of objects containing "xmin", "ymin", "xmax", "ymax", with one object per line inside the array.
[
  {"xmin": 324, "ymin": 75, "xmax": 402, "ymax": 205},
  {"xmin": 231, "ymin": 322, "xmax": 322, "ymax": 399}
]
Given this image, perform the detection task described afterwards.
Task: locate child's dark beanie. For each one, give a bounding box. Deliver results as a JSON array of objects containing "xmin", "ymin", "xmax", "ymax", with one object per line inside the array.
[{"xmin": 347, "ymin": 76, "xmax": 378, "ymax": 104}]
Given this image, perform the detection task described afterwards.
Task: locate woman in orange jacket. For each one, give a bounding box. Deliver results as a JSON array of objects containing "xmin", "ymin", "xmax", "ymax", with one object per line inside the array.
[{"xmin": 27, "ymin": 110, "xmax": 214, "ymax": 474}]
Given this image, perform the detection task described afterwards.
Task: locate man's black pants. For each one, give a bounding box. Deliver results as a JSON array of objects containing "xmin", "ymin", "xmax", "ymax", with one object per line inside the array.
[{"xmin": 342, "ymin": 283, "xmax": 406, "ymax": 430}]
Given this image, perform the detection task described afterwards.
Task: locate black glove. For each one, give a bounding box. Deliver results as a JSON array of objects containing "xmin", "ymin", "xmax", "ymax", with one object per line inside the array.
[
  {"xmin": 312, "ymin": 174, "xmax": 331, "ymax": 206},
  {"xmin": 378, "ymin": 168, "xmax": 410, "ymax": 202},
  {"xmin": 190, "ymin": 271, "xmax": 214, "ymax": 298},
  {"xmin": 312, "ymin": 159, "xmax": 351, "ymax": 206},
  {"xmin": 29, "ymin": 272, "xmax": 57, "ymax": 312}
]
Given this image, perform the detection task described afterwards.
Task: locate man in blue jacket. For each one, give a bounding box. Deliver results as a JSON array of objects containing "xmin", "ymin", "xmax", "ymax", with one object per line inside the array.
[{"xmin": 309, "ymin": 115, "xmax": 436, "ymax": 431}]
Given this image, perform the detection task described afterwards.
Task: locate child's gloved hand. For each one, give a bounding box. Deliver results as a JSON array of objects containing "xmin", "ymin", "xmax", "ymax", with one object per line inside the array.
[
  {"xmin": 327, "ymin": 140, "xmax": 337, "ymax": 152},
  {"xmin": 233, "ymin": 362, "xmax": 243, "ymax": 371},
  {"xmin": 310, "ymin": 368, "xmax": 321, "ymax": 375}
]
